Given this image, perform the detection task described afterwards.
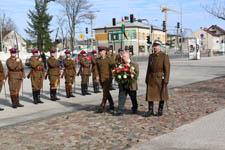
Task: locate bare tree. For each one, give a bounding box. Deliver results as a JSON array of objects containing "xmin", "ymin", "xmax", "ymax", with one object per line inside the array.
[
  {"xmin": 56, "ymin": 15, "xmax": 69, "ymax": 50},
  {"xmin": 203, "ymin": 0, "xmax": 225, "ymax": 20},
  {"xmin": 0, "ymin": 12, "xmax": 17, "ymax": 32},
  {"xmin": 56, "ymin": 0, "xmax": 92, "ymax": 52}
]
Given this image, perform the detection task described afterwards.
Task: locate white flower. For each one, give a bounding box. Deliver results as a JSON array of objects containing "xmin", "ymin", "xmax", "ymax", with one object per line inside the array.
[
  {"xmin": 123, "ymin": 75, "xmax": 127, "ymax": 79},
  {"xmin": 131, "ymin": 66, "xmax": 135, "ymax": 70},
  {"xmin": 119, "ymin": 65, "xmax": 123, "ymax": 68},
  {"xmin": 118, "ymin": 75, "xmax": 121, "ymax": 79},
  {"xmin": 131, "ymin": 74, "xmax": 134, "ymax": 78}
]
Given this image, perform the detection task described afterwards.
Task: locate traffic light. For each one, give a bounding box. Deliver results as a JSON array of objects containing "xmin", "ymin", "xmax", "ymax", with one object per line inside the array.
[
  {"xmin": 147, "ymin": 35, "xmax": 150, "ymax": 44},
  {"xmin": 163, "ymin": 21, "xmax": 166, "ymax": 32},
  {"xmin": 85, "ymin": 27, "xmax": 88, "ymax": 34},
  {"xmin": 177, "ymin": 22, "xmax": 180, "ymax": 29},
  {"xmin": 112, "ymin": 18, "xmax": 116, "ymax": 26},
  {"xmin": 130, "ymin": 14, "xmax": 134, "ymax": 23}
]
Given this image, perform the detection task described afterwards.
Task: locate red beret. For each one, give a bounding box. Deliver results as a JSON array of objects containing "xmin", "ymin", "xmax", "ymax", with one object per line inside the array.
[
  {"xmin": 49, "ymin": 49, "xmax": 56, "ymax": 53},
  {"xmin": 80, "ymin": 50, "xmax": 86, "ymax": 54},
  {"xmin": 92, "ymin": 50, "xmax": 97, "ymax": 53},
  {"xmin": 64, "ymin": 50, "xmax": 71, "ymax": 54},
  {"xmin": 10, "ymin": 48, "xmax": 17, "ymax": 53},
  {"xmin": 32, "ymin": 49, "xmax": 38, "ymax": 53},
  {"xmin": 98, "ymin": 46, "xmax": 107, "ymax": 51}
]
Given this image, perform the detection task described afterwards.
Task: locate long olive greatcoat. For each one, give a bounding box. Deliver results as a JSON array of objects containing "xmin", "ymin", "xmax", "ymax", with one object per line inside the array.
[
  {"xmin": 145, "ymin": 51, "xmax": 170, "ymax": 101},
  {"xmin": 29, "ymin": 56, "xmax": 45, "ymax": 91}
]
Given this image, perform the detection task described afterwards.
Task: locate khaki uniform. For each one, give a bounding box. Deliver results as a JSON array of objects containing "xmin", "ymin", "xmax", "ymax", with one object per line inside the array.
[
  {"xmin": 29, "ymin": 56, "xmax": 45, "ymax": 104},
  {"xmin": 91, "ymin": 56, "xmax": 101, "ymax": 93},
  {"xmin": 95, "ymin": 55, "xmax": 115, "ymax": 110},
  {"xmin": 47, "ymin": 56, "xmax": 61, "ymax": 100},
  {"xmin": 29, "ymin": 56, "xmax": 45, "ymax": 91},
  {"xmin": 145, "ymin": 51, "xmax": 170, "ymax": 101},
  {"xmin": 63, "ymin": 57, "xmax": 76, "ymax": 97},
  {"xmin": 47, "ymin": 56, "xmax": 60, "ymax": 89},
  {"xmin": 6, "ymin": 57, "xmax": 25, "ymax": 107},
  {"xmin": 80, "ymin": 56, "xmax": 91, "ymax": 95},
  {"xmin": 0, "ymin": 60, "xmax": 5, "ymax": 93}
]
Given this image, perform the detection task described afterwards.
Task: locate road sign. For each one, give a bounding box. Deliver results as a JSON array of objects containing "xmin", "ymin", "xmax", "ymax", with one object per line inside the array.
[{"xmin": 80, "ymin": 34, "xmax": 84, "ymax": 40}]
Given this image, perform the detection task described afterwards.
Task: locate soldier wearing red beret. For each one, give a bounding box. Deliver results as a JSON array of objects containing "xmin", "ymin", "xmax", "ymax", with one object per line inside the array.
[
  {"xmin": 79, "ymin": 50, "xmax": 91, "ymax": 95},
  {"xmin": 28, "ymin": 49, "xmax": 45, "ymax": 104},
  {"xmin": 6, "ymin": 48, "xmax": 25, "ymax": 108},
  {"xmin": 46, "ymin": 49, "xmax": 61, "ymax": 101}
]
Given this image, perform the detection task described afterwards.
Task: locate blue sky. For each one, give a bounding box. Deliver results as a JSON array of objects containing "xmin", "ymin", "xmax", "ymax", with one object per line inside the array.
[{"xmin": 0, "ymin": 0, "xmax": 224, "ymax": 39}]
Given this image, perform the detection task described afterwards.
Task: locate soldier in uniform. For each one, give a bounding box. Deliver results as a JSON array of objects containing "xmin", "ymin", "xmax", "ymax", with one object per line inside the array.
[
  {"xmin": 46, "ymin": 49, "xmax": 61, "ymax": 101},
  {"xmin": 28, "ymin": 49, "xmax": 45, "ymax": 104},
  {"xmin": 144, "ymin": 40, "xmax": 170, "ymax": 117},
  {"xmin": 91, "ymin": 50, "xmax": 101, "ymax": 93},
  {"xmin": 79, "ymin": 50, "xmax": 91, "ymax": 96},
  {"xmin": 62, "ymin": 50, "xmax": 76, "ymax": 98},
  {"xmin": 115, "ymin": 49, "xmax": 124, "ymax": 65},
  {"xmin": 94, "ymin": 46, "xmax": 115, "ymax": 113},
  {"xmin": 6, "ymin": 49, "xmax": 25, "ymax": 108},
  {"xmin": 0, "ymin": 60, "xmax": 5, "ymax": 111}
]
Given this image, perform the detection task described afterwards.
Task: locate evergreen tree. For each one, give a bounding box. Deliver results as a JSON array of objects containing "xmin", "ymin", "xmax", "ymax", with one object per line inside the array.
[{"xmin": 25, "ymin": 0, "xmax": 53, "ymax": 52}]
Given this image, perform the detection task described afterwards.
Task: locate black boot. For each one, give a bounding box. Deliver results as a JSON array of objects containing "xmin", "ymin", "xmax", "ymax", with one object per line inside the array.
[
  {"xmin": 66, "ymin": 85, "xmax": 70, "ymax": 98},
  {"xmin": 70, "ymin": 85, "xmax": 75, "ymax": 97},
  {"xmin": 157, "ymin": 101, "xmax": 164, "ymax": 117},
  {"xmin": 144, "ymin": 102, "xmax": 154, "ymax": 117},
  {"xmin": 94, "ymin": 83, "xmax": 101, "ymax": 93},
  {"xmin": 33, "ymin": 90, "xmax": 38, "ymax": 104},
  {"xmin": 85, "ymin": 84, "xmax": 91, "ymax": 95},
  {"xmin": 81, "ymin": 84, "xmax": 85, "ymax": 96},
  {"xmin": 0, "ymin": 107, "xmax": 4, "ymax": 111},
  {"xmin": 54, "ymin": 89, "xmax": 60, "ymax": 100},
  {"xmin": 16, "ymin": 94, "xmax": 24, "ymax": 107},
  {"xmin": 11, "ymin": 95, "xmax": 17, "ymax": 109},
  {"xmin": 37, "ymin": 90, "xmax": 44, "ymax": 103},
  {"xmin": 50, "ymin": 89, "xmax": 55, "ymax": 101}
]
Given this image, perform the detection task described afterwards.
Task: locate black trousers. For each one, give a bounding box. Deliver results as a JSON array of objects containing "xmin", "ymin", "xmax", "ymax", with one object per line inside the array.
[{"xmin": 118, "ymin": 90, "xmax": 138, "ymax": 111}]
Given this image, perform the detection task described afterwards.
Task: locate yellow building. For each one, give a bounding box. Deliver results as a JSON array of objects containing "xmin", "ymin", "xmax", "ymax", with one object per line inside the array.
[{"xmin": 94, "ymin": 19, "xmax": 165, "ymax": 55}]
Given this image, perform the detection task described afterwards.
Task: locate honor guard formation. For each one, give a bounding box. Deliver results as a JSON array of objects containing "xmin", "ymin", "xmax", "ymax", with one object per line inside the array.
[{"xmin": 0, "ymin": 40, "xmax": 170, "ymax": 117}]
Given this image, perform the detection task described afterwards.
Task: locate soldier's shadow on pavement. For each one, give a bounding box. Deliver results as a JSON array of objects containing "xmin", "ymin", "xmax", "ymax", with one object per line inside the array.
[{"xmin": 0, "ymin": 98, "xmax": 12, "ymax": 107}]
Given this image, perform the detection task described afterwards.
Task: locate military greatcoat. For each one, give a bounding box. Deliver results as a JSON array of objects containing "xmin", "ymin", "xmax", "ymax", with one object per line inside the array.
[
  {"xmin": 0, "ymin": 60, "xmax": 5, "ymax": 92},
  {"xmin": 6, "ymin": 57, "xmax": 25, "ymax": 96},
  {"xmin": 29, "ymin": 56, "xmax": 45, "ymax": 91},
  {"xmin": 145, "ymin": 51, "xmax": 170, "ymax": 101},
  {"xmin": 47, "ymin": 56, "xmax": 60, "ymax": 89},
  {"xmin": 63, "ymin": 57, "xmax": 76, "ymax": 85}
]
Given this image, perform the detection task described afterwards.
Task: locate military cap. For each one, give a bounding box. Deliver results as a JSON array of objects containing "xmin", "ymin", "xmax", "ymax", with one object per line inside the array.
[
  {"xmin": 49, "ymin": 49, "xmax": 56, "ymax": 53},
  {"xmin": 64, "ymin": 50, "xmax": 71, "ymax": 54},
  {"xmin": 32, "ymin": 49, "xmax": 38, "ymax": 53},
  {"xmin": 118, "ymin": 48, "xmax": 124, "ymax": 52},
  {"xmin": 152, "ymin": 40, "xmax": 162, "ymax": 47},
  {"xmin": 98, "ymin": 46, "xmax": 107, "ymax": 52},
  {"xmin": 80, "ymin": 50, "xmax": 86, "ymax": 54},
  {"xmin": 92, "ymin": 50, "xmax": 97, "ymax": 54},
  {"xmin": 10, "ymin": 48, "xmax": 17, "ymax": 53}
]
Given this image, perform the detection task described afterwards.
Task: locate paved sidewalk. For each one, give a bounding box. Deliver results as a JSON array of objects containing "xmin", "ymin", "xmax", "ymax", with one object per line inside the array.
[
  {"xmin": 131, "ymin": 109, "xmax": 225, "ymax": 150},
  {"xmin": 0, "ymin": 56, "xmax": 225, "ymax": 128}
]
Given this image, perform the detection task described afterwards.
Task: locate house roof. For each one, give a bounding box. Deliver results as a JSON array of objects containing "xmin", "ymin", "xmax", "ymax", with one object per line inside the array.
[
  {"xmin": 208, "ymin": 25, "xmax": 225, "ymax": 35},
  {"xmin": 94, "ymin": 20, "xmax": 162, "ymax": 31},
  {"xmin": 202, "ymin": 28, "xmax": 220, "ymax": 37}
]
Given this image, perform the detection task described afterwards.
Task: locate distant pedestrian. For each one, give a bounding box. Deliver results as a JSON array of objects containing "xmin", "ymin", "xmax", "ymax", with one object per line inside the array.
[
  {"xmin": 144, "ymin": 40, "xmax": 170, "ymax": 117},
  {"xmin": 114, "ymin": 52, "xmax": 139, "ymax": 116},
  {"xmin": 6, "ymin": 49, "xmax": 25, "ymax": 108},
  {"xmin": 0, "ymin": 60, "xmax": 5, "ymax": 111}
]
